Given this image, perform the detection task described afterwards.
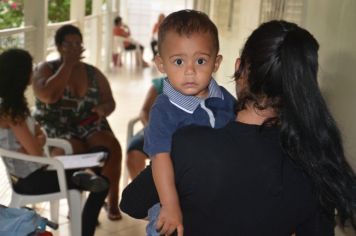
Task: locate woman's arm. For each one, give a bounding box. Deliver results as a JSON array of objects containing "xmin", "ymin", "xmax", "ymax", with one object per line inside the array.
[
  {"xmin": 34, "ymin": 122, "xmax": 46, "ymax": 148},
  {"xmin": 91, "ymin": 68, "xmax": 116, "ymax": 119},
  {"xmin": 139, "ymin": 85, "xmax": 159, "ymax": 126},
  {"xmin": 10, "ymin": 119, "xmax": 43, "ymax": 156},
  {"xmin": 32, "ymin": 45, "xmax": 84, "ymax": 104}
]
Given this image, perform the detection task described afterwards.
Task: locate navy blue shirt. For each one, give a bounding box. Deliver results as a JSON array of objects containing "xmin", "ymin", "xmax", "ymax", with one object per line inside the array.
[{"xmin": 144, "ymin": 78, "xmax": 236, "ymax": 157}]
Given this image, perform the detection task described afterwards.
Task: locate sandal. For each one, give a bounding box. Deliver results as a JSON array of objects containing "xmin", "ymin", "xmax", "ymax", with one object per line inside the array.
[{"xmin": 103, "ymin": 202, "xmax": 122, "ymax": 221}]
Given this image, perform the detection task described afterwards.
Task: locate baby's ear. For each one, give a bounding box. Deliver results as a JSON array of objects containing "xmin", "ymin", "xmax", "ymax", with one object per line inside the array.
[
  {"xmin": 213, "ymin": 54, "xmax": 223, "ymax": 72},
  {"xmin": 154, "ymin": 55, "xmax": 165, "ymax": 73}
]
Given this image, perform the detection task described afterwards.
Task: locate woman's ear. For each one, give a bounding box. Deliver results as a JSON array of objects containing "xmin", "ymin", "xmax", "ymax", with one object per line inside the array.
[
  {"xmin": 235, "ymin": 58, "xmax": 241, "ymax": 71},
  {"xmin": 154, "ymin": 55, "xmax": 165, "ymax": 73}
]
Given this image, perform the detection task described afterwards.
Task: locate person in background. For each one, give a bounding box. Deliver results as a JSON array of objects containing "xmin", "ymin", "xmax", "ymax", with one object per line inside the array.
[
  {"xmin": 150, "ymin": 13, "xmax": 165, "ymax": 60},
  {"xmin": 126, "ymin": 77, "xmax": 164, "ymax": 180},
  {"xmin": 0, "ymin": 48, "xmax": 109, "ymax": 236},
  {"xmin": 112, "ymin": 16, "xmax": 149, "ymax": 67},
  {"xmin": 120, "ymin": 20, "xmax": 356, "ymax": 235},
  {"xmin": 144, "ymin": 10, "xmax": 236, "ymax": 236},
  {"xmin": 32, "ymin": 25, "xmax": 123, "ymax": 221}
]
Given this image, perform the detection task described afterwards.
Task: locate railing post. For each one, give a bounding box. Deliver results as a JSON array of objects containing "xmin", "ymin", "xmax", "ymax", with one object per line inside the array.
[
  {"xmin": 104, "ymin": 0, "xmax": 114, "ymax": 72},
  {"xmin": 91, "ymin": 0, "xmax": 102, "ymax": 67},
  {"xmin": 70, "ymin": 0, "xmax": 86, "ymax": 32},
  {"xmin": 24, "ymin": 0, "xmax": 47, "ymax": 63}
]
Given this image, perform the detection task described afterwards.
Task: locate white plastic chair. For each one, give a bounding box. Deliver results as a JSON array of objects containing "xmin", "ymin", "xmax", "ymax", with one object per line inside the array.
[
  {"xmin": 113, "ymin": 36, "xmax": 142, "ymax": 67},
  {"xmin": 0, "ymin": 139, "xmax": 81, "ymax": 236}
]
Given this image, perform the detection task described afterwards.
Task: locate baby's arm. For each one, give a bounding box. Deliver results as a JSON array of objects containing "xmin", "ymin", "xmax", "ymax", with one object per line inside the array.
[
  {"xmin": 152, "ymin": 152, "xmax": 183, "ymax": 236},
  {"xmin": 10, "ymin": 120, "xmax": 43, "ymax": 156}
]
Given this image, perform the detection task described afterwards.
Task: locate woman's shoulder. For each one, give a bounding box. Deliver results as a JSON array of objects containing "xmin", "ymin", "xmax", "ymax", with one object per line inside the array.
[
  {"xmin": 35, "ymin": 60, "xmax": 59, "ymax": 74},
  {"xmin": 0, "ymin": 117, "xmax": 10, "ymax": 129}
]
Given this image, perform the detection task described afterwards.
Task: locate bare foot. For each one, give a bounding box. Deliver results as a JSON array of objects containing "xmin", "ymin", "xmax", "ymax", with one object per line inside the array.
[
  {"xmin": 103, "ymin": 202, "xmax": 122, "ymax": 221},
  {"xmin": 142, "ymin": 61, "xmax": 149, "ymax": 68}
]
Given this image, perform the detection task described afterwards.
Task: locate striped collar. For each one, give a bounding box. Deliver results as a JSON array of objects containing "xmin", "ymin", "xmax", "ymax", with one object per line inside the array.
[{"xmin": 163, "ymin": 77, "xmax": 224, "ymax": 114}]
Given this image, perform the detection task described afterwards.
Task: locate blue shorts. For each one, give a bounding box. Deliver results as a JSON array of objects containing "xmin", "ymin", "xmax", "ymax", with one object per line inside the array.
[{"xmin": 127, "ymin": 129, "xmax": 148, "ymax": 157}]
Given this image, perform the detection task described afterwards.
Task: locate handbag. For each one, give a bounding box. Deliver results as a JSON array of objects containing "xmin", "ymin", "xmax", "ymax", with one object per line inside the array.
[{"xmin": 0, "ymin": 205, "xmax": 57, "ymax": 236}]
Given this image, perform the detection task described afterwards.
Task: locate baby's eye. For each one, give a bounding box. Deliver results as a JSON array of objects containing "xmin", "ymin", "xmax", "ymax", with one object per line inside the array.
[
  {"xmin": 197, "ymin": 58, "xmax": 207, "ymax": 65},
  {"xmin": 174, "ymin": 59, "xmax": 183, "ymax": 66}
]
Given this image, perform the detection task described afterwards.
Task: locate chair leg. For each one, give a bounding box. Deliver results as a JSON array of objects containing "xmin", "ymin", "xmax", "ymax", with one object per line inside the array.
[
  {"xmin": 121, "ymin": 154, "xmax": 130, "ymax": 187},
  {"xmin": 67, "ymin": 190, "xmax": 82, "ymax": 236},
  {"xmin": 50, "ymin": 200, "xmax": 59, "ymax": 223},
  {"xmin": 136, "ymin": 47, "xmax": 142, "ymax": 67},
  {"xmin": 8, "ymin": 193, "xmax": 22, "ymax": 208}
]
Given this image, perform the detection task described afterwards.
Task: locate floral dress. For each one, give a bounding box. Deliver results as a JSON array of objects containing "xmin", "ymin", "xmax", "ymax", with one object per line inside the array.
[{"xmin": 34, "ymin": 61, "xmax": 111, "ymax": 140}]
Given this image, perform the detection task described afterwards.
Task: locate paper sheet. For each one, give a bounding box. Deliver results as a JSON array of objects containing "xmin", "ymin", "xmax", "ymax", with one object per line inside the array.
[{"xmin": 49, "ymin": 152, "xmax": 107, "ymax": 170}]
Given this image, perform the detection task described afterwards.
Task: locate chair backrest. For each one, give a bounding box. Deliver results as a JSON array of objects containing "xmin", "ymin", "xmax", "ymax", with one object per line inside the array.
[
  {"xmin": 0, "ymin": 145, "xmax": 82, "ymax": 236},
  {"xmin": 113, "ymin": 36, "xmax": 126, "ymax": 54},
  {"xmin": 0, "ymin": 147, "xmax": 69, "ymax": 201}
]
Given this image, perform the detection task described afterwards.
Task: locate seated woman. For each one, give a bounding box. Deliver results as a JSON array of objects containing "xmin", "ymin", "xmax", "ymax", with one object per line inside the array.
[
  {"xmin": 32, "ymin": 25, "xmax": 122, "ymax": 221},
  {"xmin": 126, "ymin": 77, "xmax": 164, "ymax": 180},
  {"xmin": 120, "ymin": 20, "xmax": 356, "ymax": 235},
  {"xmin": 113, "ymin": 16, "xmax": 149, "ymax": 67},
  {"xmin": 0, "ymin": 48, "xmax": 108, "ymax": 236},
  {"xmin": 150, "ymin": 13, "xmax": 165, "ymax": 60}
]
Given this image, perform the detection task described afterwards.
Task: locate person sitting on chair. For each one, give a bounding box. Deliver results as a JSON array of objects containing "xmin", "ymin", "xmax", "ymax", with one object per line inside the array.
[
  {"xmin": 113, "ymin": 16, "xmax": 149, "ymax": 67},
  {"xmin": 0, "ymin": 48, "xmax": 108, "ymax": 236},
  {"xmin": 126, "ymin": 77, "xmax": 164, "ymax": 180},
  {"xmin": 32, "ymin": 25, "xmax": 123, "ymax": 221}
]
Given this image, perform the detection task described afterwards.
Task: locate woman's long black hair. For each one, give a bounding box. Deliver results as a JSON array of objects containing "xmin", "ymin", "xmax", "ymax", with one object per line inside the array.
[
  {"xmin": 0, "ymin": 48, "xmax": 33, "ymax": 123},
  {"xmin": 235, "ymin": 20, "xmax": 356, "ymax": 228}
]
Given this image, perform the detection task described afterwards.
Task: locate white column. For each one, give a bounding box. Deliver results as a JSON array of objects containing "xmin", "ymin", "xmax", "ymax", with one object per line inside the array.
[
  {"xmin": 70, "ymin": 0, "xmax": 86, "ymax": 31},
  {"xmin": 24, "ymin": 0, "xmax": 47, "ymax": 63},
  {"xmin": 113, "ymin": 0, "xmax": 120, "ymax": 15},
  {"xmin": 90, "ymin": 0, "xmax": 102, "ymax": 66},
  {"xmin": 104, "ymin": 0, "xmax": 114, "ymax": 72}
]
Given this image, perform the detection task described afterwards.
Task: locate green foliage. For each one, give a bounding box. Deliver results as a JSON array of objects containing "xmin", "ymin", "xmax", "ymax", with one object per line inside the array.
[
  {"xmin": 48, "ymin": 0, "xmax": 92, "ymax": 23},
  {"xmin": 0, "ymin": 0, "xmax": 24, "ymax": 30},
  {"xmin": 48, "ymin": 0, "xmax": 70, "ymax": 23},
  {"xmin": 0, "ymin": 0, "xmax": 94, "ymax": 27}
]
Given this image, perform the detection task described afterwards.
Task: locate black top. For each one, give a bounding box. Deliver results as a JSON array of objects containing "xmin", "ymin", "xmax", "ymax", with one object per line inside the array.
[{"xmin": 120, "ymin": 121, "xmax": 334, "ymax": 236}]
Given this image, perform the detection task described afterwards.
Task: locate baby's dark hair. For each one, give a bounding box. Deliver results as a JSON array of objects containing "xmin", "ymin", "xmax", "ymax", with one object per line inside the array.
[
  {"xmin": 158, "ymin": 9, "xmax": 219, "ymax": 54},
  {"xmin": 0, "ymin": 48, "xmax": 32, "ymax": 123},
  {"xmin": 55, "ymin": 24, "xmax": 82, "ymax": 46}
]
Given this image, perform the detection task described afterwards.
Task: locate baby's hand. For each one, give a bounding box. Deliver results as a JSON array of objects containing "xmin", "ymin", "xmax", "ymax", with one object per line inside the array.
[{"xmin": 156, "ymin": 203, "xmax": 184, "ymax": 236}]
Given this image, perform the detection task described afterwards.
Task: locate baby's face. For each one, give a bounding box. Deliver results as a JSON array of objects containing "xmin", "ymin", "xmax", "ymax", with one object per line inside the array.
[{"xmin": 155, "ymin": 30, "xmax": 222, "ymax": 98}]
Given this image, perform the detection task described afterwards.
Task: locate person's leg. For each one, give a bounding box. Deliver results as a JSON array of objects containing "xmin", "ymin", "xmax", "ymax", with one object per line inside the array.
[
  {"xmin": 50, "ymin": 138, "xmax": 87, "ymax": 156},
  {"xmin": 127, "ymin": 150, "xmax": 148, "ymax": 180},
  {"xmin": 146, "ymin": 203, "xmax": 161, "ymax": 236},
  {"xmin": 112, "ymin": 53, "xmax": 119, "ymax": 66},
  {"xmin": 131, "ymin": 43, "xmax": 148, "ymax": 67},
  {"xmin": 14, "ymin": 169, "xmax": 76, "ymax": 195},
  {"xmin": 82, "ymin": 176, "xmax": 109, "ymax": 236},
  {"xmin": 126, "ymin": 130, "xmax": 148, "ymax": 180},
  {"xmin": 86, "ymin": 130, "xmax": 122, "ymax": 220}
]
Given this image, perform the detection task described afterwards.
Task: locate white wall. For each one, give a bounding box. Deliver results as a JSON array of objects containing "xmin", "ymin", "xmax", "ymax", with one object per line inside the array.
[{"xmin": 303, "ymin": 0, "xmax": 356, "ymax": 171}]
